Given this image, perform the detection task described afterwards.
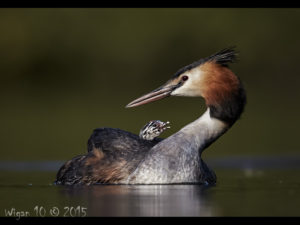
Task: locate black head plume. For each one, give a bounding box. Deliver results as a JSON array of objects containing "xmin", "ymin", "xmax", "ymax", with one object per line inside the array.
[
  {"xmin": 172, "ymin": 46, "xmax": 238, "ymax": 79},
  {"xmin": 206, "ymin": 46, "xmax": 238, "ymax": 67}
]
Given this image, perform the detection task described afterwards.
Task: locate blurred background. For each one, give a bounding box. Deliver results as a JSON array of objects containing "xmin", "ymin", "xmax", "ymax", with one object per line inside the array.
[{"xmin": 0, "ymin": 8, "xmax": 299, "ymax": 162}]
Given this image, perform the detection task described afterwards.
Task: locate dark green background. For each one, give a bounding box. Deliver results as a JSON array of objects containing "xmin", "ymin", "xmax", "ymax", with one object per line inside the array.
[{"xmin": 0, "ymin": 8, "xmax": 299, "ymax": 161}]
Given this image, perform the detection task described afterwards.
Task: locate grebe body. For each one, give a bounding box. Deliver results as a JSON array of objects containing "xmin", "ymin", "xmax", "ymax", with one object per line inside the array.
[{"xmin": 55, "ymin": 47, "xmax": 246, "ymax": 185}]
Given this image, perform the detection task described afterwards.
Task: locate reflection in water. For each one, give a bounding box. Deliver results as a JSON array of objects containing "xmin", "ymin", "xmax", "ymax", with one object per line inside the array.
[
  {"xmin": 59, "ymin": 184, "xmax": 216, "ymax": 216},
  {"xmin": 2, "ymin": 169, "xmax": 300, "ymax": 216},
  {"xmin": 3, "ymin": 158, "xmax": 300, "ymax": 216}
]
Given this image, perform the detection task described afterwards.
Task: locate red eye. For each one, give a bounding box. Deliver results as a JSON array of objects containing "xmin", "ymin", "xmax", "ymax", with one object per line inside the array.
[{"xmin": 182, "ymin": 75, "xmax": 189, "ymax": 81}]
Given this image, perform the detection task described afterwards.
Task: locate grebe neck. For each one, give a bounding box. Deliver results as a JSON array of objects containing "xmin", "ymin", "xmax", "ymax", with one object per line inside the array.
[{"xmin": 179, "ymin": 108, "xmax": 228, "ymax": 154}]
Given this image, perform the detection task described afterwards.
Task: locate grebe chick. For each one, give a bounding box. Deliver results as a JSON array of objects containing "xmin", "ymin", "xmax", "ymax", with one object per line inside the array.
[
  {"xmin": 55, "ymin": 47, "xmax": 246, "ymax": 185},
  {"xmin": 139, "ymin": 120, "xmax": 170, "ymax": 141}
]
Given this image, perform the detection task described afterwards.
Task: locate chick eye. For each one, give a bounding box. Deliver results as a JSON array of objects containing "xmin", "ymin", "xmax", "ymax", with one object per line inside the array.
[{"xmin": 181, "ymin": 75, "xmax": 189, "ymax": 81}]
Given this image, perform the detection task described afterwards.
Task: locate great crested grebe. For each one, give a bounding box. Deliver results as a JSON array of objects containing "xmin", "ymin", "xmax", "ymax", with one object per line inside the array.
[{"xmin": 55, "ymin": 47, "xmax": 246, "ymax": 185}]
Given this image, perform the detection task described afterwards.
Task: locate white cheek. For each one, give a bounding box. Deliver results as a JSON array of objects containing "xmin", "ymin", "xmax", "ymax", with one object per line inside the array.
[
  {"xmin": 171, "ymin": 70, "xmax": 203, "ymax": 97},
  {"xmin": 171, "ymin": 82, "xmax": 195, "ymax": 96}
]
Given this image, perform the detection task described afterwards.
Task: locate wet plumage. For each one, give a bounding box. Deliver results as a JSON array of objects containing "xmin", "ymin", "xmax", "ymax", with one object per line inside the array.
[{"xmin": 56, "ymin": 122, "xmax": 167, "ymax": 185}]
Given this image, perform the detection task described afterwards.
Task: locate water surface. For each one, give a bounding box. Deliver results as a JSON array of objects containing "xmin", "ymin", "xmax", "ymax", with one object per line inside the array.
[{"xmin": 1, "ymin": 158, "xmax": 300, "ymax": 217}]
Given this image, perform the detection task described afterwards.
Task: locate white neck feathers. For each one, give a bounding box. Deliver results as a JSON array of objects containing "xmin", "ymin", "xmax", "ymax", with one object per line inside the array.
[{"xmin": 179, "ymin": 108, "xmax": 228, "ymax": 153}]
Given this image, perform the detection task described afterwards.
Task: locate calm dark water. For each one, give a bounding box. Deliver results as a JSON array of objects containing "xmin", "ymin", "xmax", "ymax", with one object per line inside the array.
[{"xmin": 1, "ymin": 157, "xmax": 300, "ymax": 217}]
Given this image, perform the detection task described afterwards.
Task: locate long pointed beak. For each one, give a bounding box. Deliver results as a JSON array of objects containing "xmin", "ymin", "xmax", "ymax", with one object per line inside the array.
[{"xmin": 126, "ymin": 84, "xmax": 177, "ymax": 108}]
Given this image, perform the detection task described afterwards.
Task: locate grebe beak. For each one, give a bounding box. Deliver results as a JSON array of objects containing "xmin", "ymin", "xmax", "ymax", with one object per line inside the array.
[{"xmin": 126, "ymin": 83, "xmax": 178, "ymax": 108}]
